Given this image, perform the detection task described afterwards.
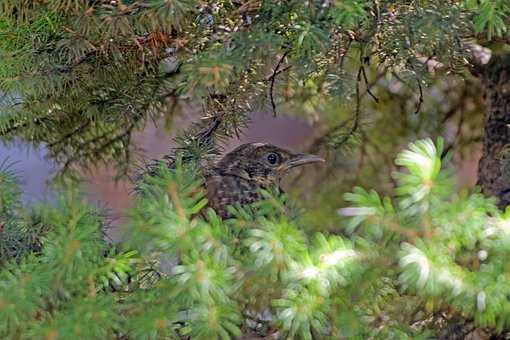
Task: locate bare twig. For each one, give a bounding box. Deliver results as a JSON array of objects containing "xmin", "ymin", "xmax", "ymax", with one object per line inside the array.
[
  {"xmin": 414, "ymin": 78, "xmax": 423, "ymax": 115},
  {"xmin": 195, "ymin": 115, "xmax": 222, "ymax": 144},
  {"xmin": 319, "ymin": 69, "xmax": 362, "ymax": 151},
  {"xmin": 391, "ymin": 72, "xmax": 424, "ymax": 115},
  {"xmin": 308, "ymin": 66, "xmax": 367, "ymax": 154},
  {"xmin": 290, "ymin": 64, "xmax": 365, "ymax": 187},
  {"xmin": 55, "ymin": 50, "xmax": 97, "ymax": 74},
  {"xmin": 267, "ymin": 50, "xmax": 290, "ymax": 117},
  {"xmin": 269, "ymin": 65, "xmax": 291, "ymax": 78},
  {"xmin": 360, "ymin": 66, "xmax": 379, "ymax": 103}
]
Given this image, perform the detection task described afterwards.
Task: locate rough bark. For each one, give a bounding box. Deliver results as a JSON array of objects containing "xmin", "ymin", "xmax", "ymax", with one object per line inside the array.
[{"xmin": 477, "ymin": 53, "xmax": 510, "ymax": 209}]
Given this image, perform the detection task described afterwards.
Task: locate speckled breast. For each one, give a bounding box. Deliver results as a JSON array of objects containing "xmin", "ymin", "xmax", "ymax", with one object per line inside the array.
[{"xmin": 205, "ymin": 174, "xmax": 263, "ymax": 219}]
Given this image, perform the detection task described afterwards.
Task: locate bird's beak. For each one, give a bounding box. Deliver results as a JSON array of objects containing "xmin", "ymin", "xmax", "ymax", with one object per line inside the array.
[{"xmin": 279, "ymin": 153, "xmax": 325, "ymax": 172}]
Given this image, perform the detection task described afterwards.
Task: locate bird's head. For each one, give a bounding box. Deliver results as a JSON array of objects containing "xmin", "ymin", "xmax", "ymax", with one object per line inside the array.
[{"xmin": 216, "ymin": 143, "xmax": 325, "ymax": 187}]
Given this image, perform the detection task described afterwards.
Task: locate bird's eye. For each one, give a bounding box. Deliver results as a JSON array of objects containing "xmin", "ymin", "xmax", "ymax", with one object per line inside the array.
[{"xmin": 266, "ymin": 152, "xmax": 279, "ymax": 165}]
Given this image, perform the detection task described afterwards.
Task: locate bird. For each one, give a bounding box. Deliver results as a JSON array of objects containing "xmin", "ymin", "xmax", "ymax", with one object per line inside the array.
[
  {"xmin": 135, "ymin": 142, "xmax": 324, "ymax": 218},
  {"xmin": 134, "ymin": 114, "xmax": 324, "ymax": 218},
  {"xmin": 205, "ymin": 142, "xmax": 324, "ymax": 218},
  {"xmin": 133, "ymin": 142, "xmax": 324, "ymax": 337}
]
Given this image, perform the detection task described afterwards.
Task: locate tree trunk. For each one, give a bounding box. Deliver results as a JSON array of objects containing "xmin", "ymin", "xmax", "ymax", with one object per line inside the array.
[{"xmin": 477, "ymin": 53, "xmax": 510, "ymax": 209}]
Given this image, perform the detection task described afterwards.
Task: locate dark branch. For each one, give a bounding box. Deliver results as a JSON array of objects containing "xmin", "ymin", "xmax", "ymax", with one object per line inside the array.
[
  {"xmin": 360, "ymin": 66, "xmax": 379, "ymax": 103},
  {"xmin": 391, "ymin": 72, "xmax": 424, "ymax": 115},
  {"xmin": 267, "ymin": 50, "xmax": 290, "ymax": 117},
  {"xmin": 414, "ymin": 78, "xmax": 423, "ymax": 115},
  {"xmin": 61, "ymin": 123, "xmax": 135, "ymax": 173},
  {"xmin": 47, "ymin": 120, "xmax": 92, "ymax": 148},
  {"xmin": 308, "ymin": 68, "xmax": 363, "ymax": 154}
]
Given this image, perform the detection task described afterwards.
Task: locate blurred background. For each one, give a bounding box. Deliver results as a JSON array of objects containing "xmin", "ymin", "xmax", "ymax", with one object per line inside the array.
[
  {"xmin": 0, "ymin": 107, "xmax": 319, "ymax": 237},
  {"xmin": 1, "ymin": 93, "xmax": 483, "ymax": 239}
]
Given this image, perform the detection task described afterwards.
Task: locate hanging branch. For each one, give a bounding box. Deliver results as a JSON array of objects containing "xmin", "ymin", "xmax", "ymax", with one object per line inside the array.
[
  {"xmin": 61, "ymin": 123, "xmax": 136, "ymax": 173},
  {"xmin": 47, "ymin": 120, "xmax": 92, "ymax": 148},
  {"xmin": 391, "ymin": 72, "xmax": 425, "ymax": 115},
  {"xmin": 308, "ymin": 67, "xmax": 364, "ymax": 157},
  {"xmin": 267, "ymin": 50, "xmax": 290, "ymax": 117},
  {"xmin": 132, "ymin": 105, "xmax": 227, "ymax": 185},
  {"xmin": 350, "ymin": 67, "xmax": 362, "ymax": 138},
  {"xmin": 414, "ymin": 78, "xmax": 423, "ymax": 115},
  {"xmin": 360, "ymin": 66, "xmax": 379, "ymax": 103},
  {"xmin": 306, "ymin": 57, "xmax": 391, "ymax": 159},
  {"xmin": 0, "ymin": 111, "xmax": 51, "ymax": 136},
  {"xmin": 290, "ymin": 70, "xmax": 364, "ymax": 187}
]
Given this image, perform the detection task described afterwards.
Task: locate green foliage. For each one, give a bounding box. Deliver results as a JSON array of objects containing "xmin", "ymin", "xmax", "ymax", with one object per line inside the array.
[
  {"xmin": 0, "ymin": 160, "xmax": 51, "ymax": 264},
  {"xmin": 343, "ymin": 138, "xmax": 510, "ymax": 332},
  {"xmin": 0, "ymin": 0, "xmax": 506, "ymax": 173},
  {"xmin": 6, "ymin": 137, "xmax": 510, "ymax": 337},
  {"xmin": 465, "ymin": 0, "xmax": 510, "ymax": 39},
  {"xmin": 129, "ymin": 161, "xmax": 365, "ymax": 338},
  {"xmin": 0, "ymin": 159, "xmax": 20, "ymax": 214},
  {"xmin": 1, "ymin": 0, "xmax": 510, "ymax": 338},
  {"xmin": 0, "ymin": 184, "xmax": 138, "ymax": 338},
  {"xmin": 329, "ymin": 0, "xmax": 368, "ymax": 29}
]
